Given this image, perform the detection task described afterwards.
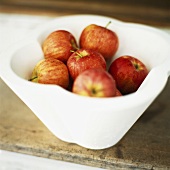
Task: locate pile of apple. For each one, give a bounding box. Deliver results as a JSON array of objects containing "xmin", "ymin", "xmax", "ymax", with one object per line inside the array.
[{"xmin": 29, "ymin": 22, "xmax": 149, "ymax": 97}]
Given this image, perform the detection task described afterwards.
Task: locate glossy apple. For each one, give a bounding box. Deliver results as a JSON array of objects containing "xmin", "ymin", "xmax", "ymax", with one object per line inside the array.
[
  {"xmin": 79, "ymin": 22, "xmax": 119, "ymax": 60},
  {"xmin": 42, "ymin": 30, "xmax": 78, "ymax": 63},
  {"xmin": 72, "ymin": 68, "xmax": 117, "ymax": 97},
  {"xmin": 109, "ymin": 55, "xmax": 149, "ymax": 95},
  {"xmin": 67, "ymin": 48, "xmax": 106, "ymax": 80},
  {"xmin": 29, "ymin": 58, "xmax": 69, "ymax": 89}
]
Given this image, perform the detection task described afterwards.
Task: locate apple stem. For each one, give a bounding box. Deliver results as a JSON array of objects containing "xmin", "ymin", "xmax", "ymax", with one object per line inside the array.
[
  {"xmin": 105, "ymin": 21, "xmax": 111, "ymax": 28},
  {"xmin": 29, "ymin": 76, "xmax": 37, "ymax": 81},
  {"xmin": 70, "ymin": 50, "xmax": 83, "ymax": 58}
]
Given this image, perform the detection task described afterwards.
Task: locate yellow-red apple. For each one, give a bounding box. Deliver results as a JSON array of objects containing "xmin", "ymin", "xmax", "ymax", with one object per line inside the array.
[
  {"xmin": 72, "ymin": 68, "xmax": 117, "ymax": 97},
  {"xmin": 29, "ymin": 58, "xmax": 69, "ymax": 89},
  {"xmin": 79, "ymin": 22, "xmax": 119, "ymax": 60},
  {"xmin": 42, "ymin": 30, "xmax": 78, "ymax": 63}
]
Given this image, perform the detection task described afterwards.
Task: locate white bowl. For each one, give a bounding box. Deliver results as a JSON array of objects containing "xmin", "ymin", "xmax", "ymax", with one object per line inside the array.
[{"xmin": 0, "ymin": 15, "xmax": 170, "ymax": 150}]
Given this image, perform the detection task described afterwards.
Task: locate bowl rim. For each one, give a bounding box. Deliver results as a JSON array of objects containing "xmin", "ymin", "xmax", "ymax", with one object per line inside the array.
[{"xmin": 0, "ymin": 14, "xmax": 170, "ymax": 110}]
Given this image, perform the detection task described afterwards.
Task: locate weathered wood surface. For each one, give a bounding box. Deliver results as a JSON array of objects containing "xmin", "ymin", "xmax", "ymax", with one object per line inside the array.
[{"xmin": 0, "ymin": 77, "xmax": 170, "ymax": 169}]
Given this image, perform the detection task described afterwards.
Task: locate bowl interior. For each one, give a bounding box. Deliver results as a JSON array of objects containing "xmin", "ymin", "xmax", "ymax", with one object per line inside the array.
[{"xmin": 10, "ymin": 15, "xmax": 170, "ymax": 83}]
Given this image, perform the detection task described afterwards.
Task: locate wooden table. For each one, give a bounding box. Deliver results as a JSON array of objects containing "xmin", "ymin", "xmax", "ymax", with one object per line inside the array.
[
  {"xmin": 0, "ymin": 1, "xmax": 170, "ymax": 169},
  {"xmin": 0, "ymin": 77, "xmax": 170, "ymax": 169},
  {"xmin": 0, "ymin": 0, "xmax": 170, "ymax": 27}
]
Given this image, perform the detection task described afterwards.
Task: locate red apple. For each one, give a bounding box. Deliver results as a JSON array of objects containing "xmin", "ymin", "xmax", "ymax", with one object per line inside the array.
[
  {"xmin": 67, "ymin": 48, "xmax": 106, "ymax": 80},
  {"xmin": 29, "ymin": 58, "xmax": 69, "ymax": 89},
  {"xmin": 72, "ymin": 68, "xmax": 117, "ymax": 97},
  {"xmin": 109, "ymin": 55, "xmax": 149, "ymax": 95},
  {"xmin": 42, "ymin": 30, "xmax": 78, "ymax": 63},
  {"xmin": 79, "ymin": 22, "xmax": 119, "ymax": 60}
]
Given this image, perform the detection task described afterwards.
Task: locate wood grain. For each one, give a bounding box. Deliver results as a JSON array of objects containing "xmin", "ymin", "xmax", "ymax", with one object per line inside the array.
[{"xmin": 0, "ymin": 77, "xmax": 170, "ymax": 169}]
